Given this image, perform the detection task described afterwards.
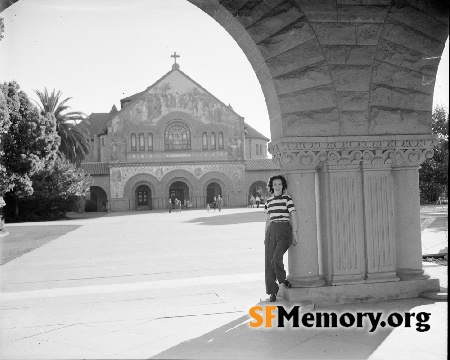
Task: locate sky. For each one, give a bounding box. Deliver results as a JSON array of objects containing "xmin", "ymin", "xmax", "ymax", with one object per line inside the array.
[{"xmin": 0, "ymin": 0, "xmax": 448, "ymax": 141}]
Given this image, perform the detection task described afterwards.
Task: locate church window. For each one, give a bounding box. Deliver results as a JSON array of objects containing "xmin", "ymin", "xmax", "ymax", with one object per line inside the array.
[
  {"xmin": 256, "ymin": 144, "xmax": 259, "ymax": 155},
  {"xmin": 218, "ymin": 132, "xmax": 224, "ymax": 149},
  {"xmin": 139, "ymin": 133, "xmax": 145, "ymax": 151},
  {"xmin": 210, "ymin": 132, "xmax": 216, "ymax": 150},
  {"xmin": 165, "ymin": 121, "xmax": 191, "ymax": 151},
  {"xmin": 202, "ymin": 132, "xmax": 208, "ymax": 150},
  {"xmin": 148, "ymin": 133, "xmax": 153, "ymax": 151},
  {"xmin": 131, "ymin": 133, "xmax": 136, "ymax": 151}
]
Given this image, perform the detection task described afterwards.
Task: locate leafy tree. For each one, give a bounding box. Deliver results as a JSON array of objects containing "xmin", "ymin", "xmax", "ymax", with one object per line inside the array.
[
  {"xmin": 0, "ymin": 88, "xmax": 11, "ymax": 221},
  {"xmin": 0, "ymin": 81, "xmax": 60, "ymax": 218},
  {"xmin": 34, "ymin": 88, "xmax": 90, "ymax": 166},
  {"xmin": 419, "ymin": 105, "xmax": 449, "ymax": 203},
  {"xmin": 3, "ymin": 158, "xmax": 92, "ymax": 222},
  {"xmin": 0, "ymin": 17, "xmax": 4, "ymax": 41}
]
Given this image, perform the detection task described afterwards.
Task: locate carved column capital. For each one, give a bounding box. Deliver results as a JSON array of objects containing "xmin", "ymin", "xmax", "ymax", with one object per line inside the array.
[
  {"xmin": 391, "ymin": 138, "xmax": 437, "ymax": 168},
  {"xmin": 269, "ymin": 135, "xmax": 437, "ymax": 171}
]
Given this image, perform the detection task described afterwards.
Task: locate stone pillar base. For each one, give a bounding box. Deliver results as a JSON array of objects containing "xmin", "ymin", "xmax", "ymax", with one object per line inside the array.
[
  {"xmin": 365, "ymin": 271, "xmax": 399, "ymax": 283},
  {"xmin": 328, "ymin": 274, "xmax": 365, "ymax": 286},
  {"xmin": 397, "ymin": 268, "xmax": 430, "ymax": 280},
  {"xmin": 288, "ymin": 275, "xmax": 326, "ymax": 288},
  {"xmin": 278, "ymin": 278, "xmax": 440, "ymax": 306}
]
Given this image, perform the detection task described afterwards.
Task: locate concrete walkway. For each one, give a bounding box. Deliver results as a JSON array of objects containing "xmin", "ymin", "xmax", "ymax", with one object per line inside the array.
[
  {"xmin": 0, "ymin": 207, "xmax": 447, "ymax": 359},
  {"xmin": 421, "ymin": 204, "xmax": 448, "ymax": 256}
]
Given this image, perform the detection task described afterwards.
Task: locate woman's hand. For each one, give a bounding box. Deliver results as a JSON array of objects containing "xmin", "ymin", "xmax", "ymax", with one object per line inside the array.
[{"xmin": 292, "ymin": 231, "xmax": 298, "ymax": 246}]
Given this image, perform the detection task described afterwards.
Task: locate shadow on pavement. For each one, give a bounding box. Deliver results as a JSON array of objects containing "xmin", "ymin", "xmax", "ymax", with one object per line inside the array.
[
  {"xmin": 66, "ymin": 212, "xmax": 108, "ymax": 220},
  {"xmin": 151, "ymin": 298, "xmax": 438, "ymax": 359},
  {"xmin": 186, "ymin": 211, "xmax": 266, "ymax": 226},
  {"xmin": 0, "ymin": 225, "xmax": 80, "ymax": 265}
]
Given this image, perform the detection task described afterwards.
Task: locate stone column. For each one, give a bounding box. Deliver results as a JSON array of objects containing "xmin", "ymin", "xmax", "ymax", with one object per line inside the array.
[
  {"xmin": 362, "ymin": 166, "xmax": 399, "ymax": 283},
  {"xmin": 319, "ymin": 164, "xmax": 366, "ymax": 285},
  {"xmin": 270, "ymin": 140, "xmax": 327, "ymax": 287},
  {"xmin": 392, "ymin": 167, "xmax": 426, "ymax": 279},
  {"xmin": 286, "ymin": 170, "xmax": 326, "ymax": 287},
  {"xmin": 191, "ymin": 191, "xmax": 203, "ymax": 208},
  {"xmin": 392, "ymin": 138, "xmax": 436, "ymax": 280},
  {"xmin": 153, "ymin": 196, "xmax": 165, "ymax": 210}
]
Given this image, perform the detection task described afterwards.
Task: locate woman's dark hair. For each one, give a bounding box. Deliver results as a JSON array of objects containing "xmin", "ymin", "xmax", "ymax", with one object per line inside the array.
[{"xmin": 267, "ymin": 175, "xmax": 287, "ymax": 194}]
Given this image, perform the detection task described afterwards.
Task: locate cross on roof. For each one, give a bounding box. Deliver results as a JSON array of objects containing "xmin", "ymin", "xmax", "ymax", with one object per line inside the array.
[{"xmin": 171, "ymin": 52, "xmax": 180, "ymax": 64}]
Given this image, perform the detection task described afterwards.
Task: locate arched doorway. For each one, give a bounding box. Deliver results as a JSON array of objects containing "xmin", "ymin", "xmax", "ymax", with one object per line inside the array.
[
  {"xmin": 249, "ymin": 181, "xmax": 268, "ymax": 204},
  {"xmin": 169, "ymin": 181, "xmax": 189, "ymax": 207},
  {"xmin": 87, "ymin": 186, "xmax": 107, "ymax": 212},
  {"xmin": 206, "ymin": 182, "xmax": 221, "ymax": 204},
  {"xmin": 135, "ymin": 184, "xmax": 152, "ymax": 210}
]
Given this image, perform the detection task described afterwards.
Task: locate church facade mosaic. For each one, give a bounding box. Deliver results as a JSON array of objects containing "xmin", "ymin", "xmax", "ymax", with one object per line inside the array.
[{"xmin": 80, "ymin": 61, "xmax": 278, "ymax": 211}]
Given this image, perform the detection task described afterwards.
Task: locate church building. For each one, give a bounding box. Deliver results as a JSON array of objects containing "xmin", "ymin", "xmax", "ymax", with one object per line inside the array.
[{"xmin": 79, "ymin": 57, "xmax": 280, "ymax": 211}]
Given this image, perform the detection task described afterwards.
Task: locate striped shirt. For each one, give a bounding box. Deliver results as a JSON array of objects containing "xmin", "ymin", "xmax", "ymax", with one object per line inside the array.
[{"xmin": 264, "ymin": 194, "xmax": 296, "ymax": 222}]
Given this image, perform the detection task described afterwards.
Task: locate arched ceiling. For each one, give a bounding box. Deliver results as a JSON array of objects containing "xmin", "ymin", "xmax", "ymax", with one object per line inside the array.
[{"xmin": 188, "ymin": 0, "xmax": 449, "ymax": 140}]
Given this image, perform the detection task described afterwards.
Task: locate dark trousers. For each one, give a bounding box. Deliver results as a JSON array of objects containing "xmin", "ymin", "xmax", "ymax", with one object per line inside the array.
[{"xmin": 265, "ymin": 221, "xmax": 292, "ymax": 295}]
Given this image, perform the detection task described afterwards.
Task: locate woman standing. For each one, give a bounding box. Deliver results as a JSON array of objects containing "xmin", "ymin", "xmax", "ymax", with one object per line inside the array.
[{"xmin": 264, "ymin": 175, "xmax": 298, "ymax": 302}]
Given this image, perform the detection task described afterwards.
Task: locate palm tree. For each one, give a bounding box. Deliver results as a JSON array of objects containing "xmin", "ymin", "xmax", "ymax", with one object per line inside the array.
[{"xmin": 34, "ymin": 88, "xmax": 90, "ymax": 166}]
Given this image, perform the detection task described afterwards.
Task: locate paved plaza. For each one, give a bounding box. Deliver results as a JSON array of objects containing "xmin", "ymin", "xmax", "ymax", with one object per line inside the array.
[{"xmin": 0, "ymin": 206, "xmax": 447, "ymax": 359}]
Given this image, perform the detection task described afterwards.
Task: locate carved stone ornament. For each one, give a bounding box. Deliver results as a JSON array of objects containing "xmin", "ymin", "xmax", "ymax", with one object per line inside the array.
[
  {"xmin": 269, "ymin": 136, "xmax": 437, "ymax": 171},
  {"xmin": 110, "ymin": 162, "xmax": 244, "ymax": 198}
]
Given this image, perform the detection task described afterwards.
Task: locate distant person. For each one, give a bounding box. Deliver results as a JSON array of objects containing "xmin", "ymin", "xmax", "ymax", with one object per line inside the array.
[
  {"xmin": 213, "ymin": 196, "xmax": 217, "ymax": 212},
  {"xmin": 264, "ymin": 175, "xmax": 298, "ymax": 302},
  {"xmin": 168, "ymin": 198, "xmax": 172, "ymax": 213},
  {"xmin": 207, "ymin": 203, "xmax": 210, "ymax": 212},
  {"xmin": 217, "ymin": 195, "xmax": 223, "ymax": 212},
  {"xmin": 256, "ymin": 195, "xmax": 261, "ymax": 208},
  {"xmin": 250, "ymin": 195, "xmax": 255, "ymax": 208}
]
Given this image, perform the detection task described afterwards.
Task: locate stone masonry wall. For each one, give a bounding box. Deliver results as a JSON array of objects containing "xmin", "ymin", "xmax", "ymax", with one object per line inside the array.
[{"xmin": 190, "ymin": 0, "xmax": 448, "ymax": 140}]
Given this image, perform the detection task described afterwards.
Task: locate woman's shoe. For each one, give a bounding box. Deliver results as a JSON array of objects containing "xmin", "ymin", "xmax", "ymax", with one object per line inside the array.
[
  {"xmin": 269, "ymin": 294, "xmax": 277, "ymax": 302},
  {"xmin": 283, "ymin": 280, "xmax": 292, "ymax": 289}
]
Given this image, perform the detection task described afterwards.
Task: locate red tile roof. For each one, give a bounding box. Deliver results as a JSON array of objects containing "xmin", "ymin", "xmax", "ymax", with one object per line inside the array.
[
  {"xmin": 244, "ymin": 123, "xmax": 270, "ymax": 141},
  {"xmin": 78, "ymin": 106, "xmax": 118, "ymax": 139},
  {"xmin": 80, "ymin": 162, "xmax": 109, "ymax": 175},
  {"xmin": 245, "ymin": 159, "xmax": 280, "ymax": 171}
]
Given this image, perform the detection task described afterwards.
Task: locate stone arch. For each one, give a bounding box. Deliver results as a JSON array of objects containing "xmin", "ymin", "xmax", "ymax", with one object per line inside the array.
[
  {"xmin": 155, "ymin": 111, "xmax": 197, "ymax": 134},
  {"xmin": 1, "ymin": 1, "xmax": 447, "ymax": 139},
  {"xmin": 88, "ymin": 186, "xmax": 108, "ymax": 212},
  {"xmin": 248, "ymin": 180, "xmax": 269, "ymax": 198},
  {"xmin": 134, "ymin": 183, "xmax": 153, "ymax": 209},
  {"xmin": 199, "ymin": 171, "xmax": 233, "ymax": 193},
  {"xmin": 123, "ymin": 173, "xmax": 159, "ymax": 200},
  {"xmin": 188, "ymin": 0, "xmax": 449, "ymax": 139},
  {"xmin": 199, "ymin": 171, "xmax": 234, "ymax": 207},
  {"xmin": 158, "ymin": 111, "xmax": 196, "ymax": 126},
  {"xmin": 161, "ymin": 169, "xmax": 199, "ymax": 194}
]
